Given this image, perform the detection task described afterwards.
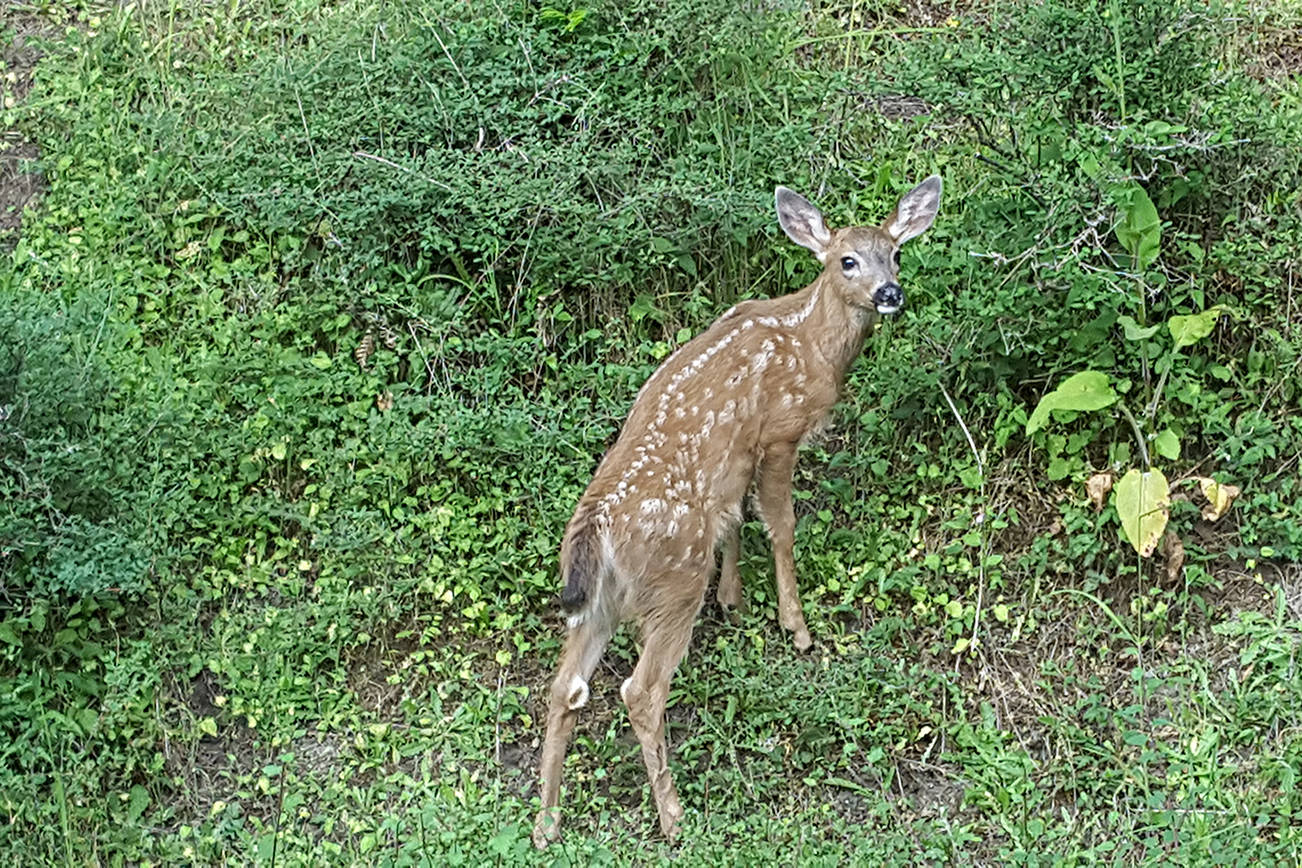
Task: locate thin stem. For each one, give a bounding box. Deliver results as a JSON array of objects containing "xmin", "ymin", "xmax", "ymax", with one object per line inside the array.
[
  {"xmin": 1117, "ymin": 401, "xmax": 1150, "ymax": 469},
  {"xmin": 939, "ymin": 380, "xmax": 987, "ymax": 653}
]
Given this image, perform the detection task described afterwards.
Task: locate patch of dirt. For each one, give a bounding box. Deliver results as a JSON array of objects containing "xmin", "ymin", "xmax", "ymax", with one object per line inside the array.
[
  {"xmin": 1245, "ymin": 23, "xmax": 1302, "ymax": 81},
  {"xmin": 1, "ymin": 7, "xmax": 53, "ymax": 248},
  {"xmin": 162, "ymin": 670, "xmax": 264, "ymax": 817}
]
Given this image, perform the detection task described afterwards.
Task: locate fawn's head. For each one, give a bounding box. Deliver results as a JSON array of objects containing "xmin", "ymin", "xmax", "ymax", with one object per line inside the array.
[{"xmin": 775, "ymin": 176, "xmax": 942, "ymax": 316}]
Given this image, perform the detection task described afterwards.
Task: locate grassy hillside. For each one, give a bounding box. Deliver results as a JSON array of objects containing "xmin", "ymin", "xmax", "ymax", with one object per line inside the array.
[{"xmin": 2, "ymin": 0, "xmax": 1300, "ymax": 863}]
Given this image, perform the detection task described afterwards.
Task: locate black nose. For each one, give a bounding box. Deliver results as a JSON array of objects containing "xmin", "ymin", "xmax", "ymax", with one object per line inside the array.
[{"xmin": 873, "ymin": 282, "xmax": 904, "ymax": 312}]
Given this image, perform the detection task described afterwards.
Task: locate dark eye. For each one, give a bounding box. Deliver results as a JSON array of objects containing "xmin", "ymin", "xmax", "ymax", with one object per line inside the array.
[
  {"xmin": 840, "ymin": 256, "xmax": 857, "ymax": 271},
  {"xmin": 892, "ymin": 249, "xmax": 902, "ymax": 267}
]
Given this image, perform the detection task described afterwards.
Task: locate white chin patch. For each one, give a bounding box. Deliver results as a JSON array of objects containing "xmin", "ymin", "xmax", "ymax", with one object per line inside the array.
[{"xmin": 875, "ymin": 304, "xmax": 901, "ymax": 316}]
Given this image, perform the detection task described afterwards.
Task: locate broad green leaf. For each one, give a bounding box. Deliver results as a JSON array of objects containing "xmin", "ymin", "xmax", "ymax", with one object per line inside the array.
[
  {"xmin": 1114, "ymin": 468, "xmax": 1170, "ymax": 557},
  {"xmin": 127, "ymin": 785, "xmax": 150, "ymax": 824},
  {"xmin": 309, "ymin": 353, "xmax": 333, "ymax": 370},
  {"xmin": 1152, "ymin": 429, "xmax": 1180, "ymax": 461},
  {"xmin": 1070, "ymin": 309, "xmax": 1117, "ymax": 351},
  {"xmin": 198, "ymin": 717, "xmax": 218, "ymax": 737},
  {"xmin": 628, "ymin": 294, "xmax": 657, "ymax": 321},
  {"xmin": 1114, "ymin": 183, "xmax": 1161, "ymax": 271},
  {"xmin": 1168, "ymin": 306, "xmax": 1225, "ymax": 351},
  {"xmin": 1116, "ymin": 314, "xmax": 1160, "ymax": 341},
  {"xmin": 1026, "ymin": 371, "xmax": 1118, "ymax": 436}
]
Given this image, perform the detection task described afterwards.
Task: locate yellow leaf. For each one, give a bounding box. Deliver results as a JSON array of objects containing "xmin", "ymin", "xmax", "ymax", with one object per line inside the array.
[
  {"xmin": 1197, "ymin": 477, "xmax": 1241, "ymax": 522},
  {"xmin": 1114, "ymin": 468, "xmax": 1170, "ymax": 557}
]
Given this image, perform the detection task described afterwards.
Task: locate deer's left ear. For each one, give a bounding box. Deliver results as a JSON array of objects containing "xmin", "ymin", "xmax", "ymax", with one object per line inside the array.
[{"xmin": 885, "ymin": 175, "xmax": 942, "ymax": 245}]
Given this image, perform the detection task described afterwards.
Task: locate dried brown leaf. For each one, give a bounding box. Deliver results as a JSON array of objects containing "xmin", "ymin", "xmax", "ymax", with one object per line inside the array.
[
  {"xmin": 355, "ymin": 332, "xmax": 376, "ymax": 369},
  {"xmin": 1086, "ymin": 472, "xmax": 1113, "ymax": 512},
  {"xmin": 1162, "ymin": 531, "xmax": 1185, "ymax": 583}
]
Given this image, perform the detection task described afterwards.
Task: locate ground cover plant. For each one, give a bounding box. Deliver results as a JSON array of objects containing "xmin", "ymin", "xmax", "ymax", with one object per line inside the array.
[{"xmin": 1, "ymin": 0, "xmax": 1300, "ymax": 863}]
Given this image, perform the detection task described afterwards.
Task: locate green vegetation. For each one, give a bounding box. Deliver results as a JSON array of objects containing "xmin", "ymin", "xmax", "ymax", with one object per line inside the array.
[{"xmin": 2, "ymin": 0, "xmax": 1300, "ymax": 863}]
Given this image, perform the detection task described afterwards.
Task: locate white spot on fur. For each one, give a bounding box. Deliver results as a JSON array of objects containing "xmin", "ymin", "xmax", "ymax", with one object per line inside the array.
[
  {"xmin": 640, "ymin": 498, "xmax": 666, "ymax": 514},
  {"xmin": 779, "ymin": 285, "xmax": 820, "ymax": 326},
  {"xmin": 566, "ymin": 675, "xmax": 590, "ymax": 710},
  {"xmin": 620, "ymin": 677, "xmax": 634, "ymax": 705},
  {"xmin": 567, "ymin": 613, "xmax": 586, "ymax": 629},
  {"xmin": 700, "ymin": 410, "xmax": 716, "ymax": 440}
]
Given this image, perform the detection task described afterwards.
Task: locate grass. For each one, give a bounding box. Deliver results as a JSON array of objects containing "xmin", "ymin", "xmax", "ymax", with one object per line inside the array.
[{"xmin": 2, "ymin": 0, "xmax": 1301, "ymax": 864}]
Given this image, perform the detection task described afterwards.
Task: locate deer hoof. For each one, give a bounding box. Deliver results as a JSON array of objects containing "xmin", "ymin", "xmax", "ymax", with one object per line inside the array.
[
  {"xmin": 719, "ymin": 600, "xmax": 747, "ymax": 625},
  {"xmin": 793, "ymin": 627, "xmax": 812, "ymax": 651},
  {"xmin": 658, "ymin": 802, "xmax": 684, "ymax": 840},
  {"xmin": 532, "ymin": 808, "xmax": 562, "ymax": 849}
]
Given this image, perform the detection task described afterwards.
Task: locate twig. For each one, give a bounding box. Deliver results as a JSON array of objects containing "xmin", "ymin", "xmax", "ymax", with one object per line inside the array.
[
  {"xmin": 352, "ymin": 151, "xmax": 454, "ymax": 192},
  {"xmin": 294, "ymin": 85, "xmax": 320, "ymax": 180},
  {"xmin": 430, "ymin": 25, "xmax": 470, "ymax": 88},
  {"xmin": 939, "ymin": 381, "xmax": 984, "ymax": 478},
  {"xmin": 939, "ymin": 380, "xmax": 988, "ymax": 655}
]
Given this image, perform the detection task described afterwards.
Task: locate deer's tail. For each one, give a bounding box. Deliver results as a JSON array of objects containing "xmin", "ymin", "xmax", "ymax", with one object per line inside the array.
[{"xmin": 559, "ymin": 502, "xmax": 609, "ymax": 622}]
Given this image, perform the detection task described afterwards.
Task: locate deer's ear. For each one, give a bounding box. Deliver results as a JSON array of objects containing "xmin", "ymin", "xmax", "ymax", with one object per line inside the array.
[
  {"xmin": 776, "ymin": 187, "xmax": 832, "ymax": 257},
  {"xmin": 885, "ymin": 175, "xmax": 942, "ymax": 245}
]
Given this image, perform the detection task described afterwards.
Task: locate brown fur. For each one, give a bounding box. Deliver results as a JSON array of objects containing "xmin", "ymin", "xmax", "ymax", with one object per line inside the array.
[{"xmin": 533, "ymin": 177, "xmax": 942, "ymax": 847}]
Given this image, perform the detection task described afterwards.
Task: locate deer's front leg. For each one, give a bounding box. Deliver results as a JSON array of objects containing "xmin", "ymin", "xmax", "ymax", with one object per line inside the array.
[{"xmin": 756, "ymin": 443, "xmax": 811, "ymax": 650}]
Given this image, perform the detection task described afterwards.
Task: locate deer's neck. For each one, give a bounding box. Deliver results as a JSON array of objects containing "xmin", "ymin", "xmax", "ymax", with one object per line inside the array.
[{"xmin": 792, "ymin": 273, "xmax": 875, "ymax": 383}]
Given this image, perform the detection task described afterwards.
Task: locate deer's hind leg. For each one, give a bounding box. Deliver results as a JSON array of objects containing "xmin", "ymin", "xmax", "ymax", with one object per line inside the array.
[
  {"xmin": 622, "ymin": 566, "xmax": 708, "ymax": 839},
  {"xmin": 715, "ymin": 525, "xmax": 744, "ymax": 619},
  {"xmin": 533, "ymin": 611, "xmax": 617, "ymax": 849}
]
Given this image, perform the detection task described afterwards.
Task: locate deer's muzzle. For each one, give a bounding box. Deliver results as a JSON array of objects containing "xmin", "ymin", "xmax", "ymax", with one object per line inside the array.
[{"xmin": 873, "ymin": 282, "xmax": 904, "ymax": 316}]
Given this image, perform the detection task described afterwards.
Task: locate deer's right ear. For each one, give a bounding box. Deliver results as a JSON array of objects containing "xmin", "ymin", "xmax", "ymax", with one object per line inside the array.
[{"xmin": 775, "ymin": 187, "xmax": 832, "ymax": 258}]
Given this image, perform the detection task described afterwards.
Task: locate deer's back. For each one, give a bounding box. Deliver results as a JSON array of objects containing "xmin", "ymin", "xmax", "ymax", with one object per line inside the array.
[{"xmin": 575, "ymin": 288, "xmax": 841, "ymax": 569}]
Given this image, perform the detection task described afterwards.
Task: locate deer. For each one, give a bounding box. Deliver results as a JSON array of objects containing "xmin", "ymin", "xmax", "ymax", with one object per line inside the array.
[{"xmin": 532, "ymin": 176, "xmax": 942, "ymax": 848}]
